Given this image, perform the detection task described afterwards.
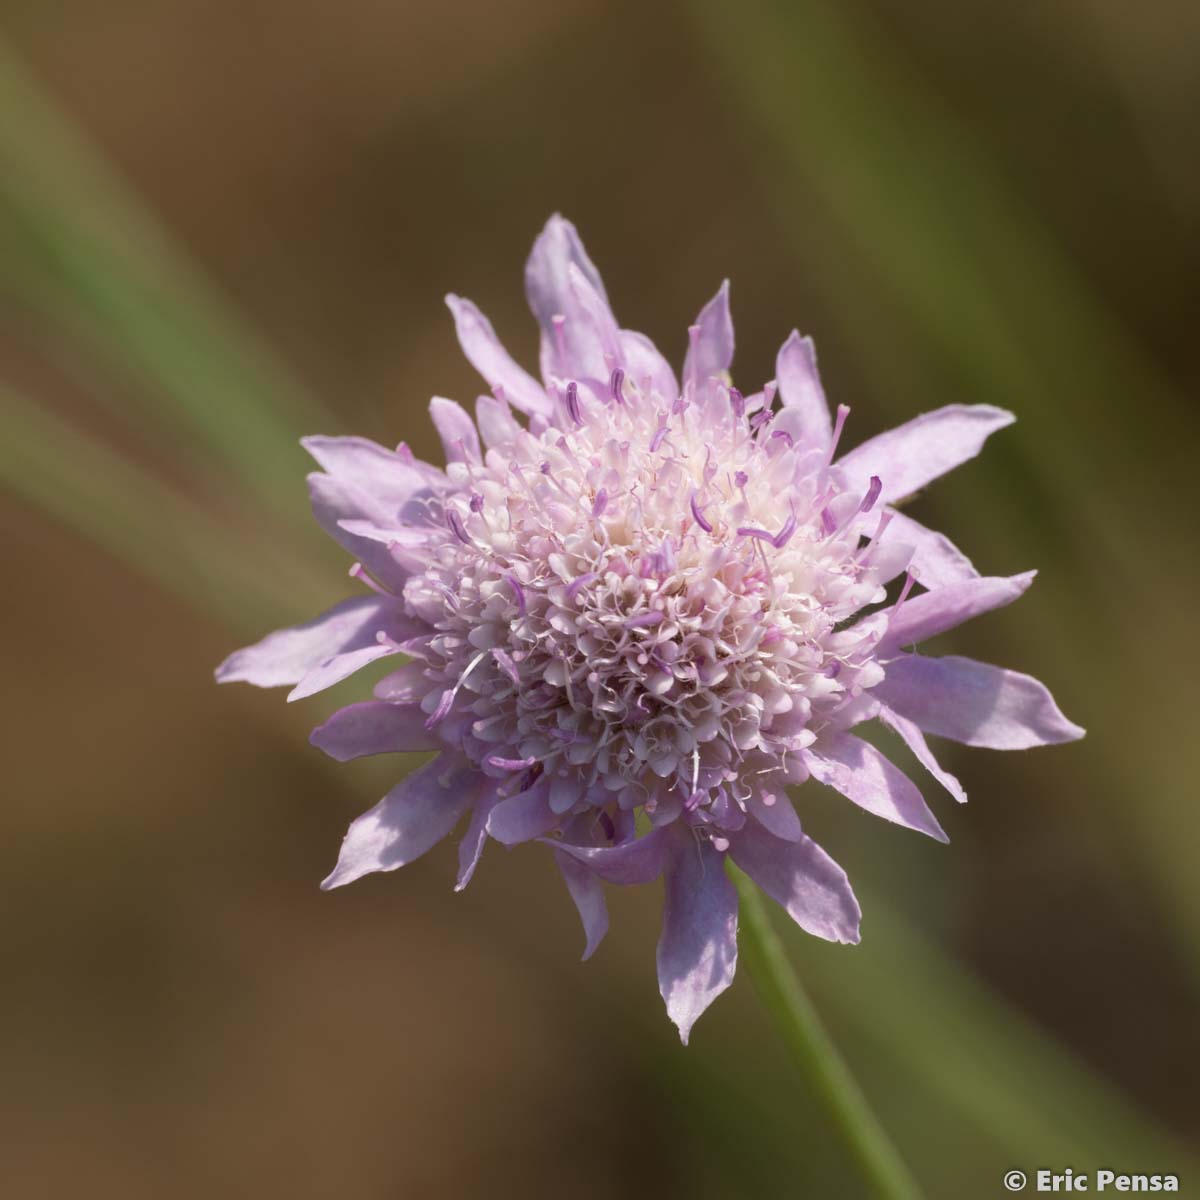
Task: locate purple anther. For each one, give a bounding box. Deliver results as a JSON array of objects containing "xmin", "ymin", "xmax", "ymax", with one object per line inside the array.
[
  {"xmin": 446, "ymin": 508, "xmax": 470, "ymax": 544},
  {"xmin": 734, "ymin": 470, "xmax": 749, "ymax": 489},
  {"xmin": 729, "ymin": 385, "xmax": 745, "ymax": 419},
  {"xmin": 565, "ymin": 380, "xmax": 584, "ymax": 426},
  {"xmin": 469, "ymin": 492, "xmax": 485, "ymax": 513},
  {"xmin": 750, "ymin": 408, "xmax": 774, "ymax": 431},
  {"xmin": 505, "ymin": 574, "xmax": 527, "ymax": 614},
  {"xmin": 772, "ymin": 511, "xmax": 798, "ymax": 548},
  {"xmin": 824, "ymin": 660, "xmax": 843, "ymax": 679},
  {"xmin": 486, "ymin": 754, "xmax": 538, "ymax": 772},
  {"xmin": 540, "ymin": 460, "xmax": 552, "ymax": 475},
  {"xmin": 592, "ymin": 488, "xmax": 608, "ymax": 517},
  {"xmin": 737, "ymin": 526, "xmax": 776, "ymax": 544},
  {"xmin": 649, "ymin": 423, "xmax": 669, "ymax": 453},
  {"xmin": 625, "ymin": 610, "xmax": 664, "ymax": 629},
  {"xmin": 423, "ymin": 688, "xmax": 455, "ymax": 730},
  {"xmin": 491, "ymin": 647, "xmax": 521, "ymax": 685},
  {"xmin": 860, "ymin": 475, "xmax": 882, "ymax": 514},
  {"xmin": 566, "ymin": 572, "xmax": 599, "ymax": 601},
  {"xmin": 770, "ymin": 429, "xmax": 795, "ymax": 449},
  {"xmin": 610, "ymin": 366, "xmax": 625, "ymax": 404},
  {"xmin": 690, "ymin": 491, "xmax": 713, "ymax": 533}
]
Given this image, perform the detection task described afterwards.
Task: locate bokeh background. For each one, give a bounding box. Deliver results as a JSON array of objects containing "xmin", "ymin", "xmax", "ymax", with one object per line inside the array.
[{"xmin": 2, "ymin": 2, "xmax": 1198, "ymax": 1196}]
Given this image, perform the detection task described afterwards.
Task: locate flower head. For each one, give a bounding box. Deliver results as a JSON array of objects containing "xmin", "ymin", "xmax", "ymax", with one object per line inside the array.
[{"xmin": 218, "ymin": 215, "xmax": 1084, "ymax": 1041}]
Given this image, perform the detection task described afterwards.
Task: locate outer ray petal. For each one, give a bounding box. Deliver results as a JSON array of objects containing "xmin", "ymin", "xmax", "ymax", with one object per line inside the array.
[
  {"xmin": 682, "ymin": 280, "xmax": 733, "ymax": 389},
  {"xmin": 485, "ymin": 779, "xmax": 558, "ymax": 845},
  {"xmin": 838, "ymin": 404, "xmax": 1014, "ymax": 503},
  {"xmin": 309, "ymin": 701, "xmax": 440, "ymax": 761},
  {"xmin": 805, "ymin": 733, "xmax": 949, "ymax": 842},
  {"xmin": 884, "ymin": 510, "xmax": 981, "ymax": 587},
  {"xmin": 775, "ymin": 330, "xmax": 833, "ymax": 445},
  {"xmin": 445, "ymin": 294, "xmax": 551, "ymax": 419},
  {"xmin": 880, "ymin": 571, "xmax": 1036, "ymax": 657},
  {"xmin": 877, "ymin": 705, "xmax": 968, "ymax": 804},
  {"xmin": 555, "ymin": 850, "xmax": 609, "ymax": 961},
  {"xmin": 729, "ymin": 819, "xmax": 861, "ymax": 943},
  {"xmin": 656, "ymin": 832, "xmax": 738, "ymax": 1044},
  {"xmin": 428, "ymin": 397, "xmax": 481, "ymax": 464},
  {"xmin": 320, "ymin": 756, "xmax": 474, "ymax": 890},
  {"xmin": 525, "ymin": 214, "xmax": 614, "ymax": 384},
  {"xmin": 215, "ymin": 595, "xmax": 402, "ymax": 688},
  {"xmin": 875, "ymin": 654, "xmax": 1086, "ymax": 748}
]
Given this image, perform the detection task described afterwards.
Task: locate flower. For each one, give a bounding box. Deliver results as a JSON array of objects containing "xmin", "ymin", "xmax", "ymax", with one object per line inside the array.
[{"xmin": 217, "ymin": 215, "xmax": 1084, "ymax": 1041}]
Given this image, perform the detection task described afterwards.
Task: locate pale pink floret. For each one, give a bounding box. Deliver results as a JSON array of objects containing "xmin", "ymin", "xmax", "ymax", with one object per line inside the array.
[{"xmin": 217, "ymin": 215, "xmax": 1084, "ymax": 1042}]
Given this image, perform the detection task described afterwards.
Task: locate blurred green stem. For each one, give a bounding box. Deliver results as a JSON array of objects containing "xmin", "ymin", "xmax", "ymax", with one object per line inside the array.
[{"xmin": 734, "ymin": 870, "xmax": 923, "ymax": 1200}]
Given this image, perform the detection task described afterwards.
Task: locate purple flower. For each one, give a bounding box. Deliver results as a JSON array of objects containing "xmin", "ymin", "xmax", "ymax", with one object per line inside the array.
[{"xmin": 217, "ymin": 215, "xmax": 1084, "ymax": 1042}]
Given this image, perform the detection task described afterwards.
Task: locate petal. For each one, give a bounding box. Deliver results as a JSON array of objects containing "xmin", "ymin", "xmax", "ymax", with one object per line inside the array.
[
  {"xmin": 525, "ymin": 214, "xmax": 613, "ymax": 384},
  {"xmin": 656, "ymin": 832, "xmax": 738, "ymax": 1044},
  {"xmin": 455, "ymin": 786, "xmax": 502, "ymax": 892},
  {"xmin": 309, "ymin": 701, "xmax": 439, "ymax": 761},
  {"xmin": 805, "ymin": 733, "xmax": 949, "ymax": 842},
  {"xmin": 549, "ymin": 829, "xmax": 669, "ymax": 885},
  {"xmin": 485, "ymin": 779, "xmax": 558, "ymax": 845},
  {"xmin": 287, "ymin": 640, "xmax": 402, "ymax": 703},
  {"xmin": 877, "ymin": 705, "xmax": 967, "ymax": 804},
  {"xmin": 874, "ymin": 654, "xmax": 1086, "ymax": 749},
  {"xmin": 747, "ymin": 788, "xmax": 804, "ymax": 842},
  {"xmin": 568, "ymin": 261, "xmax": 622, "ymax": 365},
  {"xmin": 555, "ymin": 849, "xmax": 609, "ymax": 961},
  {"xmin": 320, "ymin": 756, "xmax": 474, "ymax": 890},
  {"xmin": 475, "ymin": 393, "xmax": 522, "ymax": 450},
  {"xmin": 307, "ymin": 472, "xmax": 411, "ymax": 589},
  {"xmin": 683, "ymin": 280, "xmax": 733, "ymax": 389},
  {"xmin": 729, "ymin": 820, "xmax": 861, "ymax": 944},
  {"xmin": 215, "ymin": 595, "xmax": 398, "ymax": 688},
  {"xmin": 445, "ymin": 294, "xmax": 551, "ymax": 419},
  {"xmin": 838, "ymin": 405, "xmax": 1015, "ymax": 503},
  {"xmin": 301, "ymin": 435, "xmax": 442, "ymax": 508},
  {"xmin": 428, "ymin": 397, "xmax": 481, "ymax": 465},
  {"xmin": 619, "ymin": 330, "xmax": 679, "ymax": 403},
  {"xmin": 884, "ymin": 510, "xmax": 980, "ymax": 588},
  {"xmin": 880, "ymin": 571, "xmax": 1036, "ymax": 657},
  {"xmin": 775, "ymin": 330, "xmax": 832, "ymax": 445}
]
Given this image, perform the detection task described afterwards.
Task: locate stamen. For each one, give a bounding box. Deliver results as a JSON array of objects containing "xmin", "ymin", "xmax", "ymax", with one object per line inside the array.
[
  {"xmin": 625, "ymin": 611, "xmax": 664, "ymax": 628},
  {"xmin": 505, "ymin": 574, "xmax": 527, "ymax": 614},
  {"xmin": 690, "ymin": 490, "xmax": 714, "ymax": 533},
  {"xmin": 737, "ymin": 526, "xmax": 777, "ymax": 544},
  {"xmin": 860, "ymin": 475, "xmax": 882, "ymax": 513},
  {"xmin": 728, "ymin": 385, "xmax": 745, "ymax": 419},
  {"xmin": 828, "ymin": 403, "xmax": 850, "ymax": 461},
  {"xmin": 610, "ymin": 366, "xmax": 625, "ymax": 405},
  {"xmin": 592, "ymin": 488, "xmax": 608, "ymax": 517},
  {"xmin": 491, "ymin": 647, "xmax": 521, "ymax": 685},
  {"xmin": 565, "ymin": 381, "xmax": 584, "ymax": 426},
  {"xmin": 772, "ymin": 510, "xmax": 798, "ymax": 548},
  {"xmin": 566, "ymin": 573, "xmax": 599, "ymax": 601},
  {"xmin": 446, "ymin": 508, "xmax": 470, "ymax": 544},
  {"xmin": 649, "ymin": 423, "xmax": 669, "ymax": 453},
  {"xmin": 348, "ymin": 562, "xmax": 389, "ymax": 596},
  {"xmin": 424, "ymin": 649, "xmax": 488, "ymax": 729},
  {"xmin": 469, "ymin": 492, "xmax": 485, "ymax": 513},
  {"xmin": 486, "ymin": 755, "xmax": 538, "ymax": 771}
]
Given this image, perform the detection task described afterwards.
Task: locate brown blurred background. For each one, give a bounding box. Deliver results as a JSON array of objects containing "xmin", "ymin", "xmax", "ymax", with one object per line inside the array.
[{"xmin": 2, "ymin": 2, "xmax": 1198, "ymax": 1197}]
